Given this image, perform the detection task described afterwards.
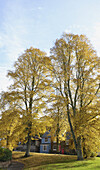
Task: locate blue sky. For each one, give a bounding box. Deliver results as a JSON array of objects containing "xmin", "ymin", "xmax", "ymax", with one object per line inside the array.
[{"xmin": 0, "ymin": 0, "xmax": 100, "ymax": 91}]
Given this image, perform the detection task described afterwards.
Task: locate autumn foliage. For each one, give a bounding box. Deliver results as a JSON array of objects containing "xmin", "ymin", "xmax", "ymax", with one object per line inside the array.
[{"xmin": 0, "ymin": 34, "xmax": 100, "ymax": 160}]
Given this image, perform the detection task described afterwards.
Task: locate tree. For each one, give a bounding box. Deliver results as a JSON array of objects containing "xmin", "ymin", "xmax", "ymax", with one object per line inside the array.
[
  {"xmin": 0, "ymin": 91, "xmax": 23, "ymax": 150},
  {"xmin": 7, "ymin": 47, "xmax": 49, "ymax": 156},
  {"xmin": 50, "ymin": 34, "xmax": 100, "ymax": 160},
  {"xmin": 46, "ymin": 93, "xmax": 68, "ymax": 153}
]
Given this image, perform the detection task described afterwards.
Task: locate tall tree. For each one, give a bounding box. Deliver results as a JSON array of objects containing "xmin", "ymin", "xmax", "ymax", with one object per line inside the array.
[
  {"xmin": 46, "ymin": 93, "xmax": 68, "ymax": 153},
  {"xmin": 7, "ymin": 47, "xmax": 49, "ymax": 156},
  {"xmin": 0, "ymin": 91, "xmax": 23, "ymax": 150},
  {"xmin": 50, "ymin": 34, "xmax": 100, "ymax": 160}
]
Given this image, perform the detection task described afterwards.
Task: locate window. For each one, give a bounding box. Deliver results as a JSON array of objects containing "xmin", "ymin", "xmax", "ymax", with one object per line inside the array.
[
  {"xmin": 66, "ymin": 140, "xmax": 69, "ymax": 145},
  {"xmin": 43, "ymin": 145, "xmax": 47, "ymax": 151},
  {"xmin": 45, "ymin": 137, "xmax": 48, "ymax": 142},
  {"xmin": 35, "ymin": 140, "xmax": 38, "ymax": 146},
  {"xmin": 53, "ymin": 145, "xmax": 57, "ymax": 151}
]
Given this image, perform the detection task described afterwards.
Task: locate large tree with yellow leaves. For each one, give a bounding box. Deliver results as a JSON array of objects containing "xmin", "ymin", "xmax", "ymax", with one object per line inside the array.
[
  {"xmin": 50, "ymin": 33, "xmax": 100, "ymax": 160},
  {"xmin": 6, "ymin": 47, "xmax": 49, "ymax": 156}
]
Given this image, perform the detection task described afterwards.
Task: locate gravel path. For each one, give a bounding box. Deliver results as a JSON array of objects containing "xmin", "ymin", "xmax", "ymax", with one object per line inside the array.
[{"xmin": 7, "ymin": 161, "xmax": 24, "ymax": 170}]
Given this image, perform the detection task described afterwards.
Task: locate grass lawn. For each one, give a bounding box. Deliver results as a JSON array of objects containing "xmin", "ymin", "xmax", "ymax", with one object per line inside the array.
[
  {"xmin": 12, "ymin": 151, "xmax": 100, "ymax": 170},
  {"xmin": 34, "ymin": 157, "xmax": 100, "ymax": 170}
]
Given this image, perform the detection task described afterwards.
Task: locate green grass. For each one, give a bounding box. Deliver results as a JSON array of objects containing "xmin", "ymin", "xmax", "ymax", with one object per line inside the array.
[
  {"xmin": 12, "ymin": 152, "xmax": 100, "ymax": 170},
  {"xmin": 33, "ymin": 157, "xmax": 100, "ymax": 170}
]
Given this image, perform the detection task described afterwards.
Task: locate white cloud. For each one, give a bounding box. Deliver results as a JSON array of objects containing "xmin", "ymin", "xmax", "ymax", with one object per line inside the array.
[
  {"xmin": 0, "ymin": 1, "xmax": 44, "ymax": 67},
  {"xmin": 1, "ymin": 31, "xmax": 25, "ymax": 62},
  {"xmin": 0, "ymin": 1, "xmax": 33, "ymax": 66},
  {"xmin": 0, "ymin": 2, "xmax": 28, "ymax": 92},
  {"xmin": 0, "ymin": 1, "xmax": 44, "ymax": 92},
  {"xmin": 64, "ymin": 29, "xmax": 72, "ymax": 33},
  {"xmin": 0, "ymin": 66, "xmax": 12, "ymax": 92},
  {"xmin": 37, "ymin": 7, "xmax": 43, "ymax": 10},
  {"xmin": 2, "ymin": 23, "xmax": 26, "ymax": 63},
  {"xmin": 45, "ymin": 49, "xmax": 50, "ymax": 56},
  {"xmin": 64, "ymin": 25, "xmax": 88, "ymax": 35}
]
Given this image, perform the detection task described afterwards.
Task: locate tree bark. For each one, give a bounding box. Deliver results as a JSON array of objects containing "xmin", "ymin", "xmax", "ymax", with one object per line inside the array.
[
  {"xmin": 76, "ymin": 136, "xmax": 83, "ymax": 160},
  {"xmin": 25, "ymin": 133, "xmax": 31, "ymax": 157},
  {"xmin": 66, "ymin": 103, "xmax": 83, "ymax": 160},
  {"xmin": 56, "ymin": 130, "xmax": 59, "ymax": 153},
  {"xmin": 56, "ymin": 107, "xmax": 60, "ymax": 153},
  {"xmin": 25, "ymin": 76, "xmax": 34, "ymax": 157},
  {"xmin": 6, "ymin": 135, "xmax": 10, "ymax": 149}
]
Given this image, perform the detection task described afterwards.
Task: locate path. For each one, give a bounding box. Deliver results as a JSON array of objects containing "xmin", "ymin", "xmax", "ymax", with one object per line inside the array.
[{"xmin": 7, "ymin": 161, "xmax": 24, "ymax": 170}]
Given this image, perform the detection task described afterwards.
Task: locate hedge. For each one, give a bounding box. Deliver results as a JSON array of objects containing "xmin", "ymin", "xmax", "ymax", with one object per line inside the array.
[{"xmin": 0, "ymin": 147, "xmax": 12, "ymax": 162}]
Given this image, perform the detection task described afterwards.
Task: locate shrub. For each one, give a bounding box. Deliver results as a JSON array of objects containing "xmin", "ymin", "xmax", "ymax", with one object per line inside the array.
[
  {"xmin": 83, "ymin": 148, "xmax": 91, "ymax": 158},
  {"xmin": 0, "ymin": 147, "xmax": 12, "ymax": 162},
  {"xmin": 90, "ymin": 152, "xmax": 97, "ymax": 157}
]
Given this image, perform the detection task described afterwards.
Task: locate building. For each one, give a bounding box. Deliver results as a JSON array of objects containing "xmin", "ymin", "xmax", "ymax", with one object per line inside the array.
[
  {"xmin": 14, "ymin": 131, "xmax": 76, "ymax": 155},
  {"xmin": 40, "ymin": 131, "xmax": 51, "ymax": 153},
  {"xmin": 40, "ymin": 131, "xmax": 75, "ymax": 154},
  {"xmin": 14, "ymin": 136, "xmax": 41, "ymax": 152}
]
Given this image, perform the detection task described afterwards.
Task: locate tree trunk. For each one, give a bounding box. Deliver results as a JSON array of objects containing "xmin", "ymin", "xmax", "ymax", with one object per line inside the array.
[
  {"xmin": 56, "ymin": 132, "xmax": 59, "ymax": 153},
  {"xmin": 25, "ymin": 133, "xmax": 31, "ymax": 157},
  {"xmin": 51, "ymin": 140, "xmax": 53, "ymax": 153},
  {"xmin": 6, "ymin": 135, "xmax": 10, "ymax": 149},
  {"xmin": 66, "ymin": 103, "xmax": 83, "ymax": 160},
  {"xmin": 56, "ymin": 106, "xmax": 60, "ymax": 153},
  {"xmin": 76, "ymin": 136, "xmax": 83, "ymax": 160}
]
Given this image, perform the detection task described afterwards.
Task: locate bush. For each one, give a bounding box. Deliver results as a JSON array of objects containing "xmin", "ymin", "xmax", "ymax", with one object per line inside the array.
[
  {"xmin": 90, "ymin": 152, "xmax": 97, "ymax": 157},
  {"xmin": 0, "ymin": 147, "xmax": 12, "ymax": 162},
  {"xmin": 83, "ymin": 149, "xmax": 91, "ymax": 158}
]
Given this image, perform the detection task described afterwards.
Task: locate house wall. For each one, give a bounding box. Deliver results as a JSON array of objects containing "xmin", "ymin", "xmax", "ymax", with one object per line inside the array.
[
  {"xmin": 15, "ymin": 145, "xmax": 36, "ymax": 152},
  {"xmin": 41, "ymin": 137, "xmax": 51, "ymax": 144},
  {"xmin": 14, "ymin": 139, "xmax": 41, "ymax": 152},
  {"xmin": 40, "ymin": 137, "xmax": 51, "ymax": 153},
  {"xmin": 40, "ymin": 143, "xmax": 51, "ymax": 153}
]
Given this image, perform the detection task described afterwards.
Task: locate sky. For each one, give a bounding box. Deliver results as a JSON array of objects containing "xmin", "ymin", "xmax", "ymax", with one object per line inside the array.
[{"xmin": 0, "ymin": 0, "xmax": 100, "ymax": 92}]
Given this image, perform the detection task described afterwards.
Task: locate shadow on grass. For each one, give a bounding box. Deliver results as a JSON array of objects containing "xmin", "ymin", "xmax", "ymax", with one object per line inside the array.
[
  {"xmin": 34, "ymin": 161, "xmax": 93, "ymax": 170},
  {"xmin": 23, "ymin": 159, "xmax": 76, "ymax": 169},
  {"xmin": 95, "ymin": 166, "xmax": 100, "ymax": 169},
  {"xmin": 12, "ymin": 155, "xmax": 25, "ymax": 160},
  {"xmin": 51, "ymin": 162, "xmax": 92, "ymax": 169},
  {"xmin": 12, "ymin": 152, "xmax": 33, "ymax": 159}
]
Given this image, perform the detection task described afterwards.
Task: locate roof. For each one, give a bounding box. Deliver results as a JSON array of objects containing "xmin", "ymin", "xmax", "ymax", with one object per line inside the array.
[
  {"xmin": 32, "ymin": 136, "xmax": 42, "ymax": 140},
  {"xmin": 42, "ymin": 131, "xmax": 51, "ymax": 138}
]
